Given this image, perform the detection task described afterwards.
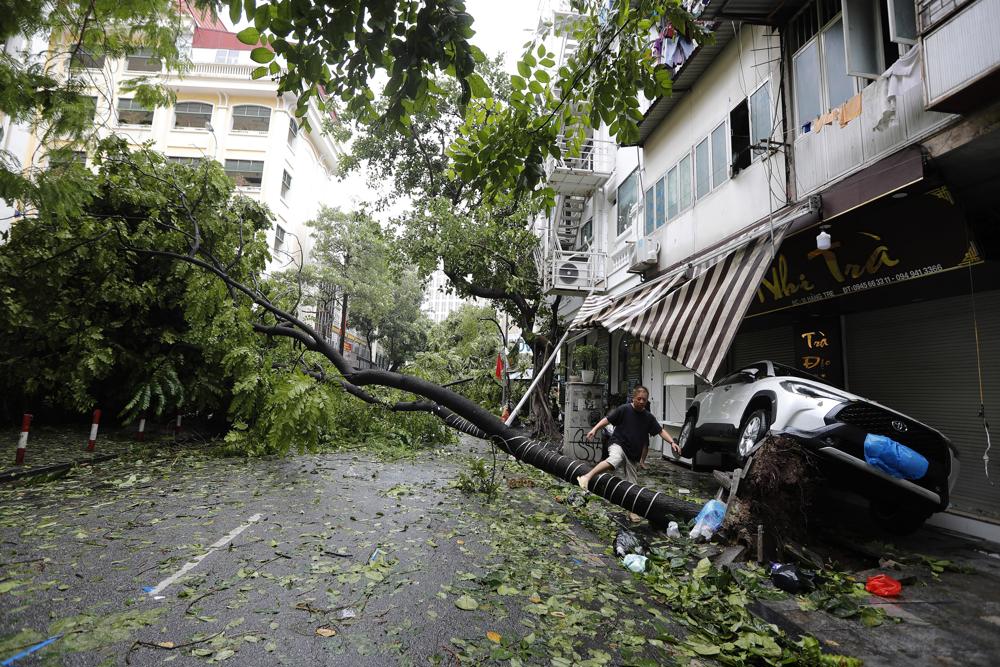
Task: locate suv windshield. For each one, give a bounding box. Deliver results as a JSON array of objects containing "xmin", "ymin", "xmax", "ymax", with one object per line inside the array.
[{"xmin": 771, "ymin": 362, "xmax": 832, "ymax": 386}]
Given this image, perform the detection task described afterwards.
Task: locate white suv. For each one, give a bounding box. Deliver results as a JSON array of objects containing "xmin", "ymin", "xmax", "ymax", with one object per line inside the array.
[{"xmin": 676, "ymin": 361, "xmax": 960, "ymax": 532}]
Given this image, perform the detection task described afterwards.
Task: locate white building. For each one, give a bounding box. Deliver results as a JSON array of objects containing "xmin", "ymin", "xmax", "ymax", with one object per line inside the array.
[
  {"xmin": 421, "ymin": 269, "xmax": 485, "ymax": 324},
  {"xmin": 538, "ymin": 0, "xmax": 1000, "ymax": 527},
  {"xmin": 1, "ymin": 4, "xmax": 342, "ymax": 274}
]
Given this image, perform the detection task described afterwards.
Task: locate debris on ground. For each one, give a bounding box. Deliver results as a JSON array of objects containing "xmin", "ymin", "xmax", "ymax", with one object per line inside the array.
[
  {"xmin": 613, "ymin": 528, "xmax": 650, "ymax": 559},
  {"xmin": 865, "ymin": 573, "xmax": 902, "ymax": 597},
  {"xmin": 690, "ymin": 498, "xmax": 726, "ymax": 541},
  {"xmin": 770, "ymin": 563, "xmax": 817, "ymax": 593}
]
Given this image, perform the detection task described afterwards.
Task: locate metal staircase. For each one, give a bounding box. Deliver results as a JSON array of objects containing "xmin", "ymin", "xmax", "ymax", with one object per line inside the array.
[{"xmin": 557, "ymin": 195, "xmax": 587, "ymax": 250}]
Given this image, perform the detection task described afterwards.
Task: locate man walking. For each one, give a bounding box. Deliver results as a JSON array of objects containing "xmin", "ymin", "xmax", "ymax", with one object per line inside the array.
[{"xmin": 578, "ymin": 386, "xmax": 680, "ymax": 522}]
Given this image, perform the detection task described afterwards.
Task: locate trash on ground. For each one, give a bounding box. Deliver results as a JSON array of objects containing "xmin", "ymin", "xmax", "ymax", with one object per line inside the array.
[
  {"xmin": 567, "ymin": 491, "xmax": 587, "ymax": 507},
  {"xmin": 770, "ymin": 563, "xmax": 817, "ymax": 593},
  {"xmin": 866, "ymin": 573, "xmax": 903, "ymax": 597},
  {"xmin": 614, "ymin": 528, "xmax": 649, "ymax": 559},
  {"xmin": 622, "ymin": 554, "xmax": 648, "ymax": 573},
  {"xmin": 677, "ymin": 488, "xmax": 690, "ymax": 494},
  {"xmin": 336, "ymin": 608, "xmax": 357, "ymax": 620},
  {"xmin": 368, "ymin": 548, "xmax": 386, "ymax": 564},
  {"xmin": 666, "ymin": 521, "xmax": 680, "ymax": 538},
  {"xmin": 863, "ymin": 434, "xmax": 928, "ymax": 480},
  {"xmin": 689, "ymin": 499, "xmax": 726, "ymax": 541}
]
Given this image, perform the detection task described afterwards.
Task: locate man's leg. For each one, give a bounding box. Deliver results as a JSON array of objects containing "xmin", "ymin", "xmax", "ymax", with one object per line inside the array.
[
  {"xmin": 577, "ymin": 443, "xmax": 626, "ymax": 491},
  {"xmin": 619, "ymin": 456, "xmax": 643, "ymax": 523}
]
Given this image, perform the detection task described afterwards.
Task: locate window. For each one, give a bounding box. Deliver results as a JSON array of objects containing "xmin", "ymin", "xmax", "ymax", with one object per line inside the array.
[
  {"xmin": 214, "ymin": 49, "xmax": 240, "ymax": 64},
  {"xmin": 678, "ymin": 153, "xmax": 692, "ymax": 212},
  {"xmin": 644, "ymin": 186, "xmax": 655, "ymax": 235},
  {"xmin": 287, "ymin": 118, "xmax": 298, "ymax": 146},
  {"xmin": 695, "ymin": 138, "xmax": 710, "ymax": 199},
  {"xmin": 281, "ymin": 170, "xmax": 292, "ymax": 199},
  {"xmin": 117, "ymin": 98, "xmax": 153, "ymax": 126},
  {"xmin": 581, "ymin": 218, "xmax": 592, "ymax": 246},
  {"xmin": 167, "ymin": 156, "xmax": 203, "ymax": 166},
  {"xmin": 666, "ymin": 165, "xmax": 678, "ymax": 220},
  {"xmin": 710, "ymin": 122, "xmax": 727, "ymax": 188},
  {"xmin": 616, "ymin": 169, "xmax": 638, "ymax": 236},
  {"xmin": 823, "ymin": 20, "xmax": 856, "ymax": 108},
  {"xmin": 232, "ymin": 105, "xmax": 271, "ymax": 132},
  {"xmin": 274, "ymin": 224, "xmax": 286, "ymax": 253},
  {"xmin": 749, "ymin": 83, "xmax": 771, "ymax": 159},
  {"xmin": 793, "ymin": 18, "xmax": 859, "ymax": 133},
  {"xmin": 70, "ymin": 48, "xmax": 105, "ymax": 69},
  {"xmin": 793, "ymin": 41, "xmax": 822, "ymax": 129},
  {"xmin": 654, "ymin": 177, "xmax": 665, "ymax": 228},
  {"xmin": 174, "ymin": 102, "xmax": 212, "ymax": 129},
  {"xmin": 125, "ymin": 49, "xmax": 161, "ymax": 72},
  {"xmin": 729, "ymin": 99, "xmax": 751, "ymax": 175},
  {"xmin": 224, "ymin": 159, "xmax": 264, "ymax": 188}
]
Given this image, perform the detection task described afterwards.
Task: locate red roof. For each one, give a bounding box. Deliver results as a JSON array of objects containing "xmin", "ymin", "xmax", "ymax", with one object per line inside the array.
[
  {"xmin": 192, "ymin": 26, "xmax": 260, "ymax": 51},
  {"xmin": 177, "ymin": 0, "xmax": 227, "ymax": 31}
]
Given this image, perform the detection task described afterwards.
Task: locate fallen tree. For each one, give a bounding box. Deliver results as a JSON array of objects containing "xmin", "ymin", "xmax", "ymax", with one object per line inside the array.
[{"xmin": 95, "ymin": 140, "xmax": 698, "ymax": 523}]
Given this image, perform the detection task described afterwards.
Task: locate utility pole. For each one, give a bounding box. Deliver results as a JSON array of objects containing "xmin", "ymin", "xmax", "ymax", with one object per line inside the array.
[{"xmin": 339, "ymin": 251, "xmax": 350, "ymax": 357}]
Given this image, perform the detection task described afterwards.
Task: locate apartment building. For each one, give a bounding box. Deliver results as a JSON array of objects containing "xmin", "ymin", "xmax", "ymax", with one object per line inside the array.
[
  {"xmin": 1, "ymin": 5, "xmax": 342, "ymax": 274},
  {"xmin": 539, "ymin": 0, "xmax": 1000, "ymax": 526}
]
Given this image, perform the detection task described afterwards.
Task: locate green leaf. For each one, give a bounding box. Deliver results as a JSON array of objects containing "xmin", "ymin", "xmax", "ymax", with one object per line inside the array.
[
  {"xmin": 510, "ymin": 75, "xmax": 526, "ymax": 90},
  {"xmin": 236, "ymin": 27, "xmax": 260, "ymax": 46},
  {"xmin": 693, "ymin": 558, "xmax": 711, "ymax": 579},
  {"xmin": 250, "ymin": 48, "xmax": 274, "ymax": 64},
  {"xmin": 687, "ymin": 641, "xmax": 721, "ymax": 656},
  {"xmin": 534, "ymin": 70, "xmax": 550, "ymax": 83},
  {"xmin": 228, "ymin": 0, "xmax": 241, "ymax": 24},
  {"xmin": 455, "ymin": 595, "xmax": 479, "ymax": 610},
  {"xmin": 467, "ymin": 74, "xmax": 490, "ymax": 99},
  {"xmin": 517, "ymin": 61, "xmax": 531, "ymax": 78},
  {"xmin": 251, "ymin": 66, "xmax": 268, "ymax": 79}
]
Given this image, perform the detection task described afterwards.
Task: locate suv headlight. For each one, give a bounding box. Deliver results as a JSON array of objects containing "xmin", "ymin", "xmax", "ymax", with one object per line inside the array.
[{"xmin": 779, "ymin": 380, "xmax": 847, "ymax": 402}]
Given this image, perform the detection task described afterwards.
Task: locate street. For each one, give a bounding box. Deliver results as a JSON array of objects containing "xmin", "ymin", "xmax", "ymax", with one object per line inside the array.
[{"xmin": 2, "ymin": 433, "xmax": 999, "ymax": 666}]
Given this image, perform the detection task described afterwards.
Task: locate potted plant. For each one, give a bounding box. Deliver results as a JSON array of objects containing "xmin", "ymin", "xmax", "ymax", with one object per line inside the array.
[{"xmin": 574, "ymin": 344, "xmax": 600, "ymax": 383}]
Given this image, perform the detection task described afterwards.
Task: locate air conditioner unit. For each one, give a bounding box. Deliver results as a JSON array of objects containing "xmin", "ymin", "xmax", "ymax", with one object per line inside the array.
[
  {"xmin": 628, "ymin": 238, "xmax": 659, "ymax": 273},
  {"xmin": 553, "ymin": 256, "xmax": 592, "ymax": 291}
]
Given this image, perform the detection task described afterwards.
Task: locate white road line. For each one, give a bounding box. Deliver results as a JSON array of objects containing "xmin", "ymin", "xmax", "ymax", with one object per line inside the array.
[{"xmin": 147, "ymin": 513, "xmax": 263, "ymax": 598}]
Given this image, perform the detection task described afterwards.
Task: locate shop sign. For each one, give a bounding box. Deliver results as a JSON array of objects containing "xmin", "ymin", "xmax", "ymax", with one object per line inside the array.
[
  {"xmin": 794, "ymin": 319, "xmax": 844, "ymax": 387},
  {"xmin": 748, "ymin": 191, "xmax": 982, "ymax": 317}
]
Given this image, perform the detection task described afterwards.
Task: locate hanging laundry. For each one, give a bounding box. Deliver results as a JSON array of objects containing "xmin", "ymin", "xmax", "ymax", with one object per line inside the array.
[
  {"xmin": 839, "ymin": 93, "xmax": 862, "ymax": 127},
  {"xmin": 811, "ymin": 108, "xmax": 840, "ymax": 133},
  {"xmin": 874, "ymin": 45, "xmax": 922, "ymax": 132}
]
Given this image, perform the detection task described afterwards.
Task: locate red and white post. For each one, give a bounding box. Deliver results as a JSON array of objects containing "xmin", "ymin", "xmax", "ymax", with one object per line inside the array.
[
  {"xmin": 15, "ymin": 414, "xmax": 32, "ymax": 465},
  {"xmin": 86, "ymin": 409, "xmax": 101, "ymax": 452},
  {"xmin": 136, "ymin": 412, "xmax": 146, "ymax": 442}
]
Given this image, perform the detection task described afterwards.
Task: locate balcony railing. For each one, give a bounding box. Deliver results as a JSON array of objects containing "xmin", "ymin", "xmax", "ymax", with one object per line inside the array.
[{"xmin": 545, "ymin": 137, "xmax": 615, "ymax": 196}]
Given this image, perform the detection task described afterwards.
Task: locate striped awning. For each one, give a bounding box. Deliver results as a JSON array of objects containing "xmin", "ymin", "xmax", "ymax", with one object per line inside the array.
[
  {"xmin": 569, "ymin": 216, "xmax": 793, "ymax": 381},
  {"xmin": 619, "ymin": 223, "xmax": 790, "ymax": 380}
]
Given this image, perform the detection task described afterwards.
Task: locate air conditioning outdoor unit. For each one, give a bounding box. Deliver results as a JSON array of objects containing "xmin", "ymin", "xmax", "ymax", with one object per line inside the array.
[
  {"xmin": 554, "ymin": 255, "xmax": 592, "ymax": 291},
  {"xmin": 627, "ymin": 238, "xmax": 659, "ymax": 274}
]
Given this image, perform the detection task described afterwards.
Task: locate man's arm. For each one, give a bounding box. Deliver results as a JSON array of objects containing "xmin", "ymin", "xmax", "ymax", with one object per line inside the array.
[
  {"xmin": 660, "ymin": 427, "xmax": 681, "ymax": 456},
  {"xmin": 586, "ymin": 417, "xmax": 610, "ymax": 440}
]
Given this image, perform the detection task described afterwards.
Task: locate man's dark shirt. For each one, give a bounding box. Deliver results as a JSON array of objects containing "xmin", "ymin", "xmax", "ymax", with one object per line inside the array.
[{"xmin": 606, "ymin": 403, "xmax": 661, "ymax": 462}]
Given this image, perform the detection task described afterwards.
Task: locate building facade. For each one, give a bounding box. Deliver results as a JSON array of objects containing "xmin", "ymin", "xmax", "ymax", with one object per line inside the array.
[{"xmin": 539, "ymin": 0, "xmax": 1000, "ymax": 527}]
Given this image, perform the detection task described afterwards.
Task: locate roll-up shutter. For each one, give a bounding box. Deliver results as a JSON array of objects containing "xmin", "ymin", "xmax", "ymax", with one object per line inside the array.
[
  {"xmin": 730, "ymin": 325, "xmax": 796, "ymax": 371},
  {"xmin": 845, "ymin": 290, "xmax": 1000, "ymax": 520}
]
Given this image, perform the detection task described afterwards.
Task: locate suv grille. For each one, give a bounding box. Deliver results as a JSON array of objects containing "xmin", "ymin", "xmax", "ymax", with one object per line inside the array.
[{"xmin": 833, "ymin": 401, "xmax": 950, "ymax": 491}]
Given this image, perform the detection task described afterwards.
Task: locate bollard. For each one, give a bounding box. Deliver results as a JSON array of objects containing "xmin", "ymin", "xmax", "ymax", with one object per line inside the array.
[
  {"xmin": 86, "ymin": 409, "xmax": 101, "ymax": 452},
  {"xmin": 15, "ymin": 414, "xmax": 32, "ymax": 465},
  {"xmin": 136, "ymin": 413, "xmax": 146, "ymax": 442},
  {"xmin": 174, "ymin": 412, "xmax": 182, "ymax": 438}
]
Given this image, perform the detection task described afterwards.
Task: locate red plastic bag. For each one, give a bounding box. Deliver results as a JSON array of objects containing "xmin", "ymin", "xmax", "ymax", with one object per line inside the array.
[{"xmin": 866, "ymin": 574, "xmax": 902, "ymax": 597}]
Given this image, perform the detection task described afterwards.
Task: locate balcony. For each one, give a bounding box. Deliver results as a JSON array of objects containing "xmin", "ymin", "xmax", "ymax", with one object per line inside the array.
[
  {"xmin": 920, "ymin": 0, "xmax": 1000, "ymax": 112},
  {"xmin": 542, "ymin": 249, "xmax": 606, "ymax": 295},
  {"xmin": 792, "ymin": 75, "xmax": 954, "ymax": 197},
  {"xmin": 545, "ymin": 137, "xmax": 614, "ymax": 195}
]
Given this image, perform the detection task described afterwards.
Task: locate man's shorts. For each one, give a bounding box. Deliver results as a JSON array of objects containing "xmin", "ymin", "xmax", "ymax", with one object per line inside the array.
[{"xmin": 606, "ymin": 443, "xmax": 638, "ymax": 485}]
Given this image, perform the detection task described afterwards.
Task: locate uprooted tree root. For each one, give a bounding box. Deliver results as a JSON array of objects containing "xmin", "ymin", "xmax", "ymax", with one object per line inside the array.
[{"xmin": 722, "ymin": 435, "xmax": 821, "ymax": 555}]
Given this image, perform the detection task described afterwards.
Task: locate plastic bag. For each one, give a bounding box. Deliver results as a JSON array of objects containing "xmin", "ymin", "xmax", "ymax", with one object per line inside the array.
[
  {"xmin": 614, "ymin": 529, "xmax": 649, "ymax": 559},
  {"xmin": 666, "ymin": 521, "xmax": 681, "ymax": 538},
  {"xmin": 770, "ymin": 563, "xmax": 816, "ymax": 593},
  {"xmin": 864, "ymin": 434, "xmax": 928, "ymax": 480},
  {"xmin": 865, "ymin": 573, "xmax": 902, "ymax": 597},
  {"xmin": 622, "ymin": 554, "xmax": 648, "ymax": 573},
  {"xmin": 689, "ymin": 499, "xmax": 726, "ymax": 540}
]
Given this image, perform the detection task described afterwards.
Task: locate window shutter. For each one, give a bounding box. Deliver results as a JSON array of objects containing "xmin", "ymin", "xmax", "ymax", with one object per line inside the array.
[
  {"xmin": 842, "ymin": 0, "xmax": 881, "ymax": 79},
  {"xmin": 887, "ymin": 0, "xmax": 917, "ymax": 45}
]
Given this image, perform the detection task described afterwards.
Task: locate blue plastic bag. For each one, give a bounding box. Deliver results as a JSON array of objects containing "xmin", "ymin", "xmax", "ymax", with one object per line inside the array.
[
  {"xmin": 692, "ymin": 499, "xmax": 727, "ymax": 532},
  {"xmin": 864, "ymin": 433, "xmax": 928, "ymax": 480}
]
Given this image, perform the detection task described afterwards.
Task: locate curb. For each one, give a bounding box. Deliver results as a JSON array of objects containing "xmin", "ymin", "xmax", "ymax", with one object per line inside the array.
[{"xmin": 0, "ymin": 454, "xmax": 118, "ymax": 485}]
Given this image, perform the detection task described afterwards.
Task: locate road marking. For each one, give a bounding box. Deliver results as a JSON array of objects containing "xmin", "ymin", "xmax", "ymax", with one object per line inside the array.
[{"xmin": 146, "ymin": 513, "xmax": 263, "ymax": 598}]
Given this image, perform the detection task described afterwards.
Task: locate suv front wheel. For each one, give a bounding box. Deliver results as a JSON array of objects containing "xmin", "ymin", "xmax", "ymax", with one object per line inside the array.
[{"xmin": 737, "ymin": 408, "xmax": 770, "ymax": 459}]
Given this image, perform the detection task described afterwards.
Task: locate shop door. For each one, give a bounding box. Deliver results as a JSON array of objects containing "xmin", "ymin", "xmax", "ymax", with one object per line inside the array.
[
  {"xmin": 730, "ymin": 325, "xmax": 796, "ymax": 373},
  {"xmin": 845, "ymin": 290, "xmax": 1000, "ymax": 521}
]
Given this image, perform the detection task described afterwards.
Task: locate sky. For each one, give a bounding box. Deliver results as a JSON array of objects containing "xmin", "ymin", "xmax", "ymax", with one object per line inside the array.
[{"xmin": 464, "ymin": 0, "xmax": 540, "ymax": 71}]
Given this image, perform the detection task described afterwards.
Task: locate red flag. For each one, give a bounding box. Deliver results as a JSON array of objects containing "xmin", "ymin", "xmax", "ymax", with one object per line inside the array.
[{"xmin": 494, "ymin": 352, "xmax": 503, "ymax": 379}]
